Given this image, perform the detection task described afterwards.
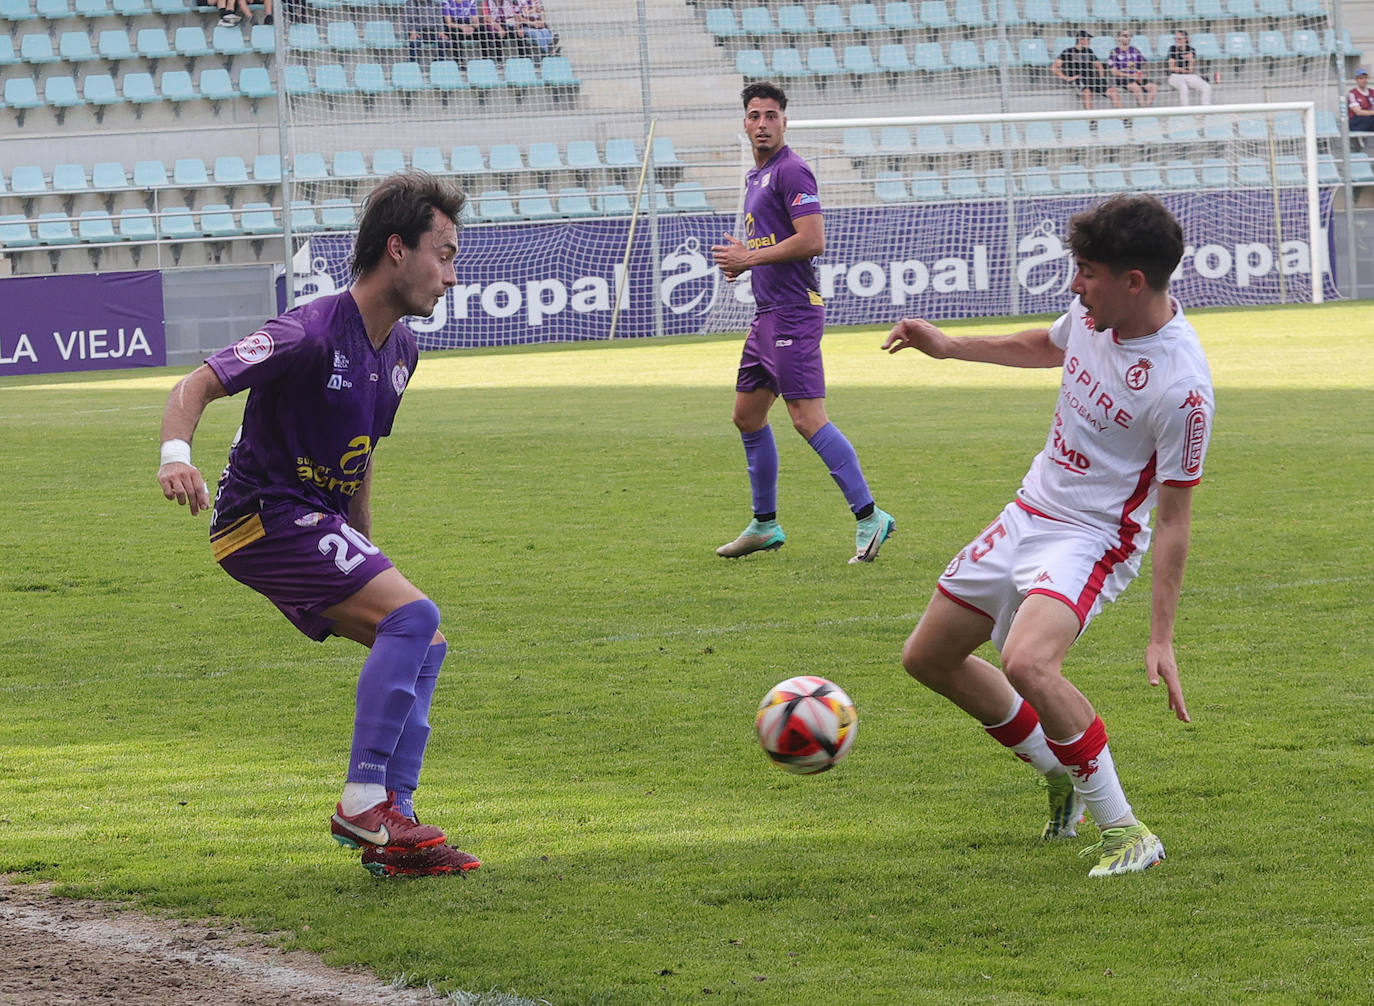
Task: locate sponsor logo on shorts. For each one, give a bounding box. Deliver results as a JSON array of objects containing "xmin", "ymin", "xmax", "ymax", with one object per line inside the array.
[
  {"xmin": 391, "ymin": 363, "xmax": 410, "ymax": 395},
  {"xmin": 1125, "ymin": 357, "xmax": 1152, "ymax": 390},
  {"xmin": 294, "ymin": 511, "xmax": 326, "ymax": 527},
  {"xmin": 233, "ymin": 330, "xmax": 273, "ymax": 365},
  {"xmin": 775, "ymin": 338, "xmax": 793, "ymax": 347}
]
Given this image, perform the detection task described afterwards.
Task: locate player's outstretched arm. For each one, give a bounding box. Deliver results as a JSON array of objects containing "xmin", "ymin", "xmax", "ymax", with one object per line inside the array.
[
  {"xmin": 157, "ymin": 364, "xmax": 228, "ymax": 516},
  {"xmin": 1145, "ymin": 483, "xmax": 1194, "ymax": 723},
  {"xmin": 883, "ymin": 319, "xmax": 1063, "ymax": 368}
]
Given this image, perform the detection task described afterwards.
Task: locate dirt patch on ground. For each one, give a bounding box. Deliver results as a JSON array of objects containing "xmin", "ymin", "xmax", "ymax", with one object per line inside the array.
[{"xmin": 0, "ymin": 880, "xmax": 447, "ymax": 1006}]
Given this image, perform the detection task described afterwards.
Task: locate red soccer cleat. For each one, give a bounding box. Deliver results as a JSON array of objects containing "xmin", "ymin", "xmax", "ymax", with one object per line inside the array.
[
  {"xmin": 330, "ymin": 799, "xmax": 446, "ymax": 851},
  {"xmin": 361, "ymin": 842, "xmax": 482, "ymax": 878}
]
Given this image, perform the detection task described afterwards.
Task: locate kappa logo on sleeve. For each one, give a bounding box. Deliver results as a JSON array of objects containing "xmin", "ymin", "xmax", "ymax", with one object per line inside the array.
[{"xmin": 233, "ymin": 330, "xmax": 274, "ymax": 365}]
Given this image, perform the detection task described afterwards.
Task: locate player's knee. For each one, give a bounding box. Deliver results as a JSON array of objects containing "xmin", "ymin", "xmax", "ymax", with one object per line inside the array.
[
  {"xmin": 1000, "ymin": 648, "xmax": 1059, "ymax": 697},
  {"xmin": 901, "ymin": 635, "xmax": 945, "ymax": 687},
  {"xmin": 381, "ymin": 597, "xmax": 441, "ymax": 641}
]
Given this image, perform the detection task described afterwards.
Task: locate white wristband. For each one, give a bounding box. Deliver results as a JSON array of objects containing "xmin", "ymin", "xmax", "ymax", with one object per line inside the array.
[{"xmin": 160, "ymin": 438, "xmax": 192, "ymax": 467}]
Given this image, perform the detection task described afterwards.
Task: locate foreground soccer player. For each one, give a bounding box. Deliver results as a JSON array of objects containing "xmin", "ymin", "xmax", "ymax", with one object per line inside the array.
[
  {"xmin": 156, "ymin": 172, "xmax": 479, "ymax": 878},
  {"xmin": 712, "ymin": 81, "xmax": 895, "ymax": 564},
  {"xmin": 883, "ymin": 195, "xmax": 1213, "ymax": 877}
]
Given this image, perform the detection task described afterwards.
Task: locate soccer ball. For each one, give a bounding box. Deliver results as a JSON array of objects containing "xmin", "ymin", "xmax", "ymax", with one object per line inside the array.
[{"xmin": 755, "ymin": 675, "xmax": 857, "ymax": 775}]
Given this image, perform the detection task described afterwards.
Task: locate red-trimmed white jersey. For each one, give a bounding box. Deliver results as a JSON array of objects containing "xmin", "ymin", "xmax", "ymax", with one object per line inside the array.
[{"xmin": 1016, "ymin": 296, "xmax": 1214, "ymax": 555}]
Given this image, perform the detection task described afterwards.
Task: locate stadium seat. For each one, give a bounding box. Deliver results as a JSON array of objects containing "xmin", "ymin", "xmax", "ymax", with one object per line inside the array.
[
  {"xmin": 554, "ymin": 186, "xmax": 596, "ymax": 218},
  {"xmin": 211, "ymin": 25, "xmax": 250, "ymax": 58},
  {"xmin": 1096, "ymin": 117, "xmax": 1129, "ymax": 145},
  {"xmin": 319, "ymin": 197, "xmax": 357, "ymax": 230},
  {"xmin": 527, "ymin": 141, "xmax": 564, "ymax": 174},
  {"xmin": 0, "ymin": 37, "xmax": 16, "ymax": 69},
  {"xmin": 516, "ymin": 188, "xmax": 559, "ymax": 220},
  {"xmin": 1057, "ymin": 163, "xmax": 1092, "ymax": 193},
  {"xmin": 503, "ymin": 56, "xmax": 539, "ymax": 90},
  {"xmin": 949, "ymin": 39, "xmax": 983, "ymax": 70},
  {"xmin": 78, "ymin": 210, "xmax": 117, "ymax": 242},
  {"xmin": 1349, "ymin": 153, "xmax": 1374, "ymax": 184},
  {"xmin": 45, "ymin": 76, "xmax": 85, "ymax": 118},
  {"xmin": 363, "ymin": 19, "xmax": 403, "ymax": 50},
  {"xmin": 983, "ymin": 168, "xmax": 1008, "ymax": 197},
  {"xmin": 160, "ymin": 69, "xmax": 196, "ymax": 106},
  {"xmin": 1226, "ymin": 0, "xmax": 1258, "ymax": 16},
  {"xmin": 850, "ymin": 3, "xmax": 883, "ymax": 33},
  {"xmin": 1222, "ymin": 32, "xmax": 1255, "ymax": 62},
  {"xmin": 1017, "ymin": 38, "xmax": 1051, "ymax": 67},
  {"xmin": 391, "ymin": 61, "xmax": 429, "ymax": 96},
  {"xmin": 1132, "ymin": 116, "xmax": 1166, "ymax": 143},
  {"xmin": 1057, "ymin": 0, "xmax": 1091, "ymax": 22},
  {"xmin": 487, "ymin": 143, "xmax": 526, "ymax": 176},
  {"xmin": 1257, "ymin": 30, "xmax": 1289, "ymax": 62},
  {"xmin": 565, "ymin": 140, "xmax": 603, "ymax": 171},
  {"xmin": 428, "ymin": 60, "xmax": 466, "ymax": 96},
  {"xmin": 293, "ymin": 152, "xmax": 329, "ymax": 181},
  {"xmin": 813, "ymin": 3, "xmax": 852, "ymax": 34},
  {"xmin": 450, "ymin": 144, "xmax": 486, "ymax": 176},
  {"xmin": 0, "ymin": 215, "xmax": 39, "ymax": 250},
  {"xmin": 37, "ymin": 213, "xmax": 79, "ymax": 246},
  {"xmin": 82, "ymin": 72, "xmax": 121, "ymax": 116},
  {"xmin": 1092, "ymin": 162, "xmax": 1128, "ymax": 191},
  {"xmin": 637, "ymin": 183, "xmax": 672, "ymax": 214},
  {"xmin": 10, "ymin": 165, "xmax": 47, "ymax": 196},
  {"xmin": 736, "ymin": 49, "xmax": 769, "ymax": 79},
  {"xmin": 1163, "ymin": 160, "xmax": 1199, "ymax": 188},
  {"xmin": 159, "ymin": 205, "xmax": 199, "ymax": 240},
  {"xmin": 135, "ymin": 28, "xmax": 173, "ymax": 60},
  {"xmin": 34, "ymin": 0, "xmax": 68, "ymax": 15},
  {"xmin": 604, "ymin": 138, "xmax": 639, "ymax": 170},
  {"xmin": 705, "ymin": 8, "xmax": 743, "ymax": 40},
  {"xmin": 92, "ymin": 160, "xmax": 129, "ymax": 191},
  {"xmin": 539, "ymin": 56, "xmax": 580, "ymax": 93},
  {"xmin": 476, "ymin": 189, "xmax": 520, "ymax": 222},
  {"xmin": 777, "ymin": 6, "xmax": 813, "ymax": 37},
  {"xmin": 326, "ymin": 20, "xmax": 364, "ymax": 52},
  {"xmin": 807, "ymin": 46, "xmax": 843, "ymax": 80},
  {"xmin": 1290, "ymin": 30, "xmax": 1322, "ymax": 62},
  {"xmin": 111, "ymin": 0, "xmax": 149, "ymax": 12},
  {"xmin": 465, "ymin": 58, "xmax": 503, "ymax": 90},
  {"xmin": 987, "ymin": 122, "xmax": 1020, "ymax": 147},
  {"xmin": 198, "ymin": 67, "xmax": 238, "ymax": 101},
  {"xmin": 1019, "ymin": 166, "xmax": 1056, "ymax": 195},
  {"xmin": 1236, "ymin": 117, "xmax": 1268, "ymax": 141},
  {"xmin": 1191, "ymin": 0, "xmax": 1223, "ymax": 18},
  {"xmin": 132, "ymin": 159, "xmax": 168, "ymax": 188},
  {"xmin": 20, "ymin": 33, "xmax": 59, "ymax": 66},
  {"xmin": 200, "ymin": 203, "xmax": 243, "ymax": 239},
  {"xmin": 910, "ymin": 170, "xmax": 945, "ymax": 200},
  {"xmin": 1273, "ymin": 157, "xmax": 1305, "ymax": 187},
  {"xmin": 880, "ymin": 125, "xmax": 916, "ymax": 155},
  {"xmin": 951, "ymin": 122, "xmax": 986, "ymax": 150},
  {"xmin": 1200, "ymin": 158, "xmax": 1230, "ymax": 187},
  {"xmin": 97, "ymin": 29, "xmax": 135, "ymax": 63},
  {"xmin": 371, "ymin": 148, "xmax": 407, "ymax": 176},
  {"xmin": 843, "ymin": 127, "xmax": 878, "ymax": 159},
  {"xmin": 52, "ymin": 163, "xmax": 89, "ymax": 196},
  {"xmin": 1021, "ymin": 0, "xmax": 1053, "ymax": 21},
  {"xmin": 1167, "ymin": 115, "xmax": 1200, "ymax": 142},
  {"xmin": 250, "ymin": 24, "xmax": 275, "ymax": 54},
  {"xmin": 253, "ymin": 154, "xmax": 281, "ymax": 184},
  {"xmin": 174, "ymin": 25, "xmax": 212, "ymax": 60},
  {"xmin": 1023, "ymin": 119, "xmax": 1057, "ymax": 148},
  {"xmin": 672, "ymin": 180, "xmax": 712, "ymax": 212},
  {"xmin": 118, "ymin": 208, "xmax": 156, "ymax": 241},
  {"xmin": 240, "ymin": 202, "xmax": 279, "ymax": 236},
  {"xmin": 740, "ymin": 7, "xmax": 780, "ymax": 37},
  {"xmin": 1236, "ymin": 158, "xmax": 1270, "ymax": 186},
  {"xmin": 596, "ymin": 184, "xmax": 632, "ymax": 215},
  {"xmin": 411, "ymin": 146, "xmax": 447, "ymax": 174},
  {"xmin": 917, "ymin": 0, "xmax": 952, "ymax": 28},
  {"xmin": 1128, "ymin": 162, "xmax": 1165, "ymax": 190},
  {"xmin": 213, "ymin": 156, "xmax": 250, "ymax": 186},
  {"xmin": 288, "ymin": 23, "xmax": 325, "ymax": 51},
  {"xmin": 1191, "ymin": 33, "xmax": 1223, "ymax": 63},
  {"xmin": 173, "ymin": 157, "xmax": 209, "ymax": 189},
  {"xmin": 883, "ymin": 1, "xmax": 918, "ymax": 31},
  {"xmin": 843, "ymin": 44, "xmax": 879, "ymax": 81},
  {"xmin": 151, "ymin": 0, "xmax": 189, "ymax": 13},
  {"xmin": 315, "ymin": 63, "xmax": 354, "ymax": 95},
  {"xmin": 58, "ymin": 30, "xmax": 98, "ymax": 64},
  {"xmin": 984, "ymin": 37, "xmax": 1018, "ymax": 68},
  {"xmin": 877, "ymin": 43, "xmax": 912, "ymax": 77},
  {"xmin": 289, "ymin": 200, "xmax": 321, "ymax": 233},
  {"xmin": 354, "ymin": 62, "xmax": 391, "ymax": 96},
  {"xmin": 331, "ymin": 150, "xmax": 369, "ymax": 179},
  {"xmin": 954, "ymin": 0, "xmax": 991, "ymax": 27},
  {"xmin": 911, "ymin": 42, "xmax": 947, "ymax": 72},
  {"xmin": 771, "ymin": 47, "xmax": 810, "ymax": 80},
  {"xmin": 914, "ymin": 124, "xmax": 948, "ymax": 152},
  {"xmin": 239, "ymin": 65, "xmax": 275, "ymax": 100},
  {"xmin": 0, "ymin": 0, "xmax": 38, "ymax": 23},
  {"xmin": 947, "ymin": 168, "xmax": 982, "ymax": 199},
  {"xmin": 1257, "ymin": 0, "xmax": 1289, "ymax": 13}
]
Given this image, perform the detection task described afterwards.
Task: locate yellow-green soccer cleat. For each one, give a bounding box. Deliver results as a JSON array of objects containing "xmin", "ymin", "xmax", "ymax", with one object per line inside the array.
[
  {"xmin": 716, "ymin": 518, "xmax": 786, "ymax": 558},
  {"xmin": 1042, "ymin": 771, "xmax": 1087, "ymax": 840},
  {"xmin": 1079, "ymin": 824, "xmax": 1166, "ymax": 877}
]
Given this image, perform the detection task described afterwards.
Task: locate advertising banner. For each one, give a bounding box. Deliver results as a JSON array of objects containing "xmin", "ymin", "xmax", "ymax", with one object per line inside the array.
[
  {"xmin": 284, "ymin": 190, "xmax": 1337, "ymax": 350},
  {"xmin": 0, "ymin": 271, "xmax": 166, "ymax": 377}
]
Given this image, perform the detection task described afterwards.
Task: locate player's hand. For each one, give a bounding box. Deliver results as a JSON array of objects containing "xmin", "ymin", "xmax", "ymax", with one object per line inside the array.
[
  {"xmin": 1145, "ymin": 641, "xmax": 1190, "ymax": 723},
  {"xmin": 159, "ymin": 462, "xmax": 211, "ymax": 516},
  {"xmin": 882, "ymin": 317, "xmax": 952, "ymax": 357},
  {"xmin": 711, "ymin": 233, "xmax": 750, "ymax": 281}
]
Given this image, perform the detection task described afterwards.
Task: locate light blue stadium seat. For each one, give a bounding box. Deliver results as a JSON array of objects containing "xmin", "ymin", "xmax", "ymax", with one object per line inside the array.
[
  {"xmin": 319, "ymin": 197, "xmax": 357, "ymax": 230},
  {"xmin": 1290, "ymin": 29, "xmax": 1321, "ymax": 61},
  {"xmin": 46, "ymin": 75, "xmax": 85, "ymax": 112},
  {"xmin": 82, "ymin": 72, "xmax": 120, "ymax": 113},
  {"xmin": 363, "ymin": 19, "xmax": 402, "ymax": 50},
  {"xmin": 326, "ymin": 20, "xmax": 363, "ymax": 51},
  {"xmin": 240, "ymin": 202, "xmax": 279, "ymax": 235},
  {"xmin": 198, "ymin": 67, "xmax": 237, "ymax": 100},
  {"xmin": 1057, "ymin": 0, "xmax": 1090, "ymax": 22},
  {"xmin": 705, "ymin": 8, "xmax": 743, "ymax": 39},
  {"xmin": 1273, "ymin": 157, "xmax": 1305, "ymax": 187},
  {"xmin": 118, "ymin": 208, "xmax": 156, "ymax": 241},
  {"xmin": 947, "ymin": 169, "xmax": 982, "ymax": 199},
  {"xmin": 465, "ymin": 58, "xmax": 502, "ymax": 89},
  {"xmin": 1257, "ymin": 0, "xmax": 1289, "ymax": 13},
  {"xmin": 174, "ymin": 25, "xmax": 212, "ymax": 59},
  {"xmin": 736, "ymin": 49, "xmax": 769, "ymax": 79},
  {"xmin": 0, "ymin": 37, "xmax": 16, "ymax": 68},
  {"xmin": 844, "ymin": 44, "xmax": 878, "ymax": 79},
  {"xmin": 985, "ymin": 37, "xmax": 1018, "ymax": 68},
  {"xmin": 1257, "ymin": 31, "xmax": 1289, "ymax": 61},
  {"xmin": 1316, "ymin": 154, "xmax": 1340, "ymax": 185},
  {"xmin": 881, "ymin": 125, "xmax": 916, "ymax": 154},
  {"xmin": 213, "ymin": 156, "xmax": 250, "ymax": 185},
  {"xmin": 135, "ymin": 28, "xmax": 172, "ymax": 60},
  {"xmin": 211, "ymin": 25, "xmax": 249, "ymax": 57},
  {"xmin": 911, "ymin": 41, "xmax": 947, "ymax": 72},
  {"xmin": 1222, "ymin": 31, "xmax": 1255, "ymax": 61},
  {"xmin": 371, "ymin": 148, "xmax": 407, "ymax": 176},
  {"xmin": 20, "ymin": 33, "xmax": 59, "ymax": 65},
  {"xmin": 288, "ymin": 23, "xmax": 325, "ymax": 51},
  {"xmin": 411, "ymin": 146, "xmax": 446, "ymax": 174},
  {"xmin": 1191, "ymin": 0, "xmax": 1223, "ymax": 18},
  {"xmin": 200, "ymin": 203, "xmax": 242, "ymax": 239},
  {"xmin": 1226, "ymin": 0, "xmax": 1258, "ymax": 15},
  {"xmin": 476, "ymin": 189, "xmax": 520, "ymax": 222},
  {"xmin": 78, "ymin": 210, "xmax": 116, "ymax": 242},
  {"xmin": 0, "ymin": 0, "xmax": 38, "ymax": 23},
  {"xmin": 1057, "ymin": 163, "xmax": 1092, "ymax": 193},
  {"xmin": 843, "ymin": 127, "xmax": 877, "ymax": 159},
  {"xmin": 877, "ymin": 43, "xmax": 911, "ymax": 75},
  {"xmin": 989, "ymin": 0, "xmax": 1025, "ymax": 23},
  {"xmin": 151, "ymin": 0, "xmax": 188, "ymax": 12},
  {"xmin": 173, "ymin": 157, "xmax": 209, "ymax": 187},
  {"xmin": 914, "ymin": 124, "xmax": 948, "ymax": 151},
  {"xmin": 771, "ymin": 47, "xmax": 809, "ymax": 79},
  {"xmin": 1017, "ymin": 37, "xmax": 1050, "ymax": 67},
  {"xmin": 239, "ymin": 65, "xmax": 275, "ymax": 99},
  {"xmin": 289, "ymin": 200, "xmax": 321, "ymax": 233},
  {"xmin": 52, "ymin": 163, "xmax": 88, "ymax": 194},
  {"xmin": 1202, "ymin": 118, "xmax": 1232, "ymax": 141},
  {"xmin": 354, "ymin": 62, "xmax": 390, "ymax": 95},
  {"xmin": 293, "ymin": 151, "xmax": 329, "ymax": 181},
  {"xmin": 160, "ymin": 69, "xmax": 196, "ymax": 105},
  {"xmin": 488, "ymin": 143, "xmax": 525, "ymax": 175},
  {"xmin": 596, "ymin": 183, "xmax": 632, "ymax": 215},
  {"xmin": 636, "ymin": 183, "xmax": 671, "ymax": 213},
  {"xmin": 390, "ymin": 61, "xmax": 428, "ymax": 94},
  {"xmin": 315, "ymin": 63, "xmax": 354, "ymax": 95},
  {"xmin": 1167, "ymin": 115, "xmax": 1200, "ymax": 142},
  {"xmin": 740, "ymin": 6, "xmax": 780, "ymax": 36},
  {"xmin": 1022, "ymin": 0, "xmax": 1053, "ymax": 21},
  {"xmin": 1236, "ymin": 118, "xmax": 1268, "ymax": 141},
  {"xmin": 807, "ymin": 46, "xmax": 842, "ymax": 78},
  {"xmin": 1200, "ymin": 158, "xmax": 1230, "ymax": 187},
  {"xmin": 97, "ymin": 29, "xmax": 134, "ymax": 62},
  {"xmin": 949, "ymin": 39, "xmax": 982, "ymax": 70},
  {"xmin": 503, "ymin": 56, "xmax": 539, "ymax": 89},
  {"xmin": 1191, "ymin": 32, "xmax": 1222, "ymax": 62},
  {"xmin": 910, "ymin": 170, "xmax": 945, "ymax": 200},
  {"xmin": 92, "ymin": 161, "xmax": 128, "ymax": 190},
  {"xmin": 672, "ymin": 180, "xmax": 712, "ymax": 213},
  {"xmin": 527, "ymin": 141, "xmax": 563, "ymax": 173},
  {"xmin": 1093, "ymin": 0, "xmax": 1125, "ymax": 19},
  {"xmin": 428, "ymin": 60, "xmax": 466, "ymax": 94},
  {"xmin": 331, "ymin": 150, "xmax": 368, "ymax": 179},
  {"xmin": 1093, "ymin": 162, "xmax": 1128, "ymax": 191},
  {"xmin": 1096, "ymin": 117, "xmax": 1129, "ymax": 145},
  {"xmin": 1132, "ymin": 116, "xmax": 1165, "ymax": 143},
  {"xmin": 555, "ymin": 186, "xmax": 596, "ymax": 218},
  {"xmin": 917, "ymin": 0, "xmax": 952, "ymax": 28},
  {"xmin": 1128, "ymin": 161, "xmax": 1165, "ymax": 191},
  {"xmin": 250, "ymin": 24, "xmax": 274, "ymax": 54},
  {"xmin": 1236, "ymin": 158, "xmax": 1270, "ymax": 186},
  {"xmin": 1059, "ymin": 119, "xmax": 1092, "ymax": 145},
  {"xmin": 450, "ymin": 144, "xmax": 486, "ymax": 175},
  {"xmin": 652, "ymin": 136, "xmax": 681, "ymax": 170},
  {"xmin": 987, "ymin": 122, "xmax": 1019, "ymax": 146},
  {"xmin": 59, "ymin": 31, "xmax": 98, "ymax": 63},
  {"xmin": 253, "ymin": 154, "xmax": 281, "ymax": 183},
  {"xmin": 883, "ymin": 1, "xmax": 917, "ymax": 30},
  {"xmin": 1023, "ymin": 119, "xmax": 1056, "ymax": 148},
  {"xmin": 850, "ymin": 3, "xmax": 883, "ymax": 32},
  {"xmin": 777, "ymin": 5, "xmax": 813, "ymax": 37},
  {"xmin": 951, "ymin": 122, "xmax": 986, "ymax": 150},
  {"xmin": 1020, "ymin": 166, "xmax": 1056, "ymax": 195},
  {"xmin": 159, "ymin": 205, "xmax": 198, "ymax": 240},
  {"xmin": 561, "ymin": 141, "xmax": 602, "ymax": 175},
  {"xmin": 539, "ymin": 56, "xmax": 579, "ymax": 91},
  {"xmin": 516, "ymin": 188, "xmax": 558, "ymax": 220},
  {"xmin": 984, "ymin": 168, "xmax": 1008, "ymax": 196},
  {"xmin": 873, "ymin": 169, "xmax": 906, "ymax": 202},
  {"xmin": 37, "ymin": 213, "xmax": 79, "ymax": 245},
  {"xmin": 604, "ymin": 138, "xmax": 639, "ymax": 169},
  {"xmin": 0, "ymin": 215, "xmax": 39, "ymax": 250},
  {"xmin": 953, "ymin": 0, "xmax": 990, "ymax": 27},
  {"xmin": 1350, "ymin": 153, "xmax": 1374, "ymax": 184},
  {"xmin": 111, "ymin": 0, "xmax": 149, "ymax": 12},
  {"xmin": 11, "ymin": 165, "xmax": 47, "ymax": 196}
]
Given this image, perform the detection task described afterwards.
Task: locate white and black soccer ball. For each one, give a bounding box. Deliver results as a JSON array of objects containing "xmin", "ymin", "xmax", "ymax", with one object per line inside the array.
[{"xmin": 755, "ymin": 675, "xmax": 857, "ymax": 775}]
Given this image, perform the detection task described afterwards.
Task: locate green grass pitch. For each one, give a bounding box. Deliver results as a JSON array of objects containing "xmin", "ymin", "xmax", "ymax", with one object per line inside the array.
[{"xmin": 1, "ymin": 302, "xmax": 1371, "ymax": 1004}]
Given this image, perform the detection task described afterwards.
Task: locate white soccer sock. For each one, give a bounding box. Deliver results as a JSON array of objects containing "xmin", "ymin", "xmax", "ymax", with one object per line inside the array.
[
  {"xmin": 984, "ymin": 695, "xmax": 1063, "ymax": 776},
  {"xmin": 339, "ymin": 782, "xmax": 388, "ymax": 816},
  {"xmin": 1047, "ymin": 722, "xmax": 1135, "ymax": 828}
]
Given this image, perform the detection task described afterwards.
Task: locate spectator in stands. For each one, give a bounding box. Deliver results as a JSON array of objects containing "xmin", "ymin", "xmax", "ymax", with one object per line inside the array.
[
  {"xmin": 1051, "ymin": 30, "xmax": 1123, "ymax": 111},
  {"xmin": 483, "ymin": 0, "xmax": 528, "ymax": 59},
  {"xmin": 1166, "ymin": 29, "xmax": 1212, "ymax": 106},
  {"xmin": 1347, "ymin": 68, "xmax": 1374, "ymax": 134},
  {"xmin": 404, "ymin": 0, "xmax": 447, "ymax": 63},
  {"xmin": 214, "ymin": 0, "xmax": 250, "ymax": 28},
  {"xmin": 1108, "ymin": 31, "xmax": 1158, "ymax": 107},
  {"xmin": 442, "ymin": 0, "xmax": 481, "ymax": 63},
  {"xmin": 516, "ymin": 0, "xmax": 559, "ymax": 57}
]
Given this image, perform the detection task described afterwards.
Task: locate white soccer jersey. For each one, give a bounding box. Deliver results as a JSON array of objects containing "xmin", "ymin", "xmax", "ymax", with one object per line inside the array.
[{"xmin": 1016, "ymin": 296, "xmax": 1214, "ymax": 555}]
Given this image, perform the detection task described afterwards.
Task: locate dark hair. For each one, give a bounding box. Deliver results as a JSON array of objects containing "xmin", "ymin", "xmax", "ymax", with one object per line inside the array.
[
  {"xmin": 741, "ymin": 81, "xmax": 787, "ymax": 110},
  {"xmin": 349, "ymin": 171, "xmax": 466, "ymax": 280},
  {"xmin": 1067, "ymin": 194, "xmax": 1184, "ymax": 291}
]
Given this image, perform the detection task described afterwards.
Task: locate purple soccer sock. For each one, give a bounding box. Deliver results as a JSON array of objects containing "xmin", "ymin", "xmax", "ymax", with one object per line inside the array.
[
  {"xmin": 385, "ymin": 640, "xmax": 447, "ymax": 816},
  {"xmin": 741, "ymin": 425, "xmax": 779, "ymax": 518},
  {"xmin": 807, "ymin": 422, "xmax": 874, "ymax": 514},
  {"xmin": 346, "ymin": 598, "xmax": 441, "ymax": 787}
]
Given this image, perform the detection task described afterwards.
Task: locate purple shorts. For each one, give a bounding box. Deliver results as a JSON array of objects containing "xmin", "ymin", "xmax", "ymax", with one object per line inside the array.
[
  {"xmin": 736, "ymin": 304, "xmax": 827, "ymax": 401},
  {"xmin": 213, "ymin": 503, "xmax": 395, "ymax": 641}
]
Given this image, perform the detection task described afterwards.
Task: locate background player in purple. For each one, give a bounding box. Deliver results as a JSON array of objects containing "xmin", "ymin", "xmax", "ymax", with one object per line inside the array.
[
  {"xmin": 711, "ymin": 81, "xmax": 896, "ymax": 564},
  {"xmin": 156, "ymin": 172, "xmax": 479, "ymax": 878},
  {"xmin": 881, "ymin": 195, "xmax": 1213, "ymax": 877}
]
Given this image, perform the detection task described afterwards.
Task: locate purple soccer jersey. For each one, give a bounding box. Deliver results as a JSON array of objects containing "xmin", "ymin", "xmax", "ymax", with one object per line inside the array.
[
  {"xmin": 742, "ymin": 145, "xmax": 823, "ymax": 311},
  {"xmin": 205, "ymin": 290, "xmax": 419, "ymax": 532}
]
